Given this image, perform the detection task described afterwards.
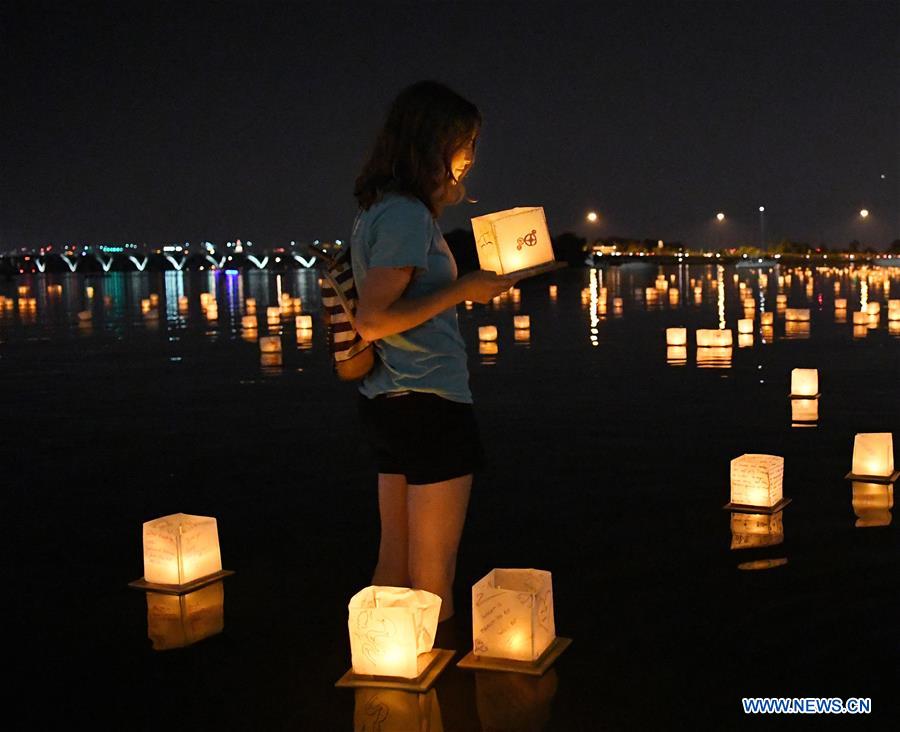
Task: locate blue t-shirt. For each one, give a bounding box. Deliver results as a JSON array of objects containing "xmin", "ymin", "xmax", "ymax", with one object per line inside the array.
[{"xmin": 351, "ymin": 193, "xmax": 472, "ymax": 404}]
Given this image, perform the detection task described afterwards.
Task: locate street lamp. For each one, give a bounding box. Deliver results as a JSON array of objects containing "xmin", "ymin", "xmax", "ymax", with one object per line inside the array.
[
  {"xmin": 586, "ymin": 211, "xmax": 599, "ymax": 223},
  {"xmin": 859, "ymin": 209, "xmax": 869, "ymax": 218},
  {"xmin": 716, "ymin": 212, "xmax": 725, "ymax": 222},
  {"xmin": 758, "ymin": 206, "xmax": 766, "ymax": 252}
]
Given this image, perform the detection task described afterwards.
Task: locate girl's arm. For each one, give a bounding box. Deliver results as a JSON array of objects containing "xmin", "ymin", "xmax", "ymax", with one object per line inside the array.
[{"xmin": 355, "ymin": 266, "xmax": 517, "ymax": 342}]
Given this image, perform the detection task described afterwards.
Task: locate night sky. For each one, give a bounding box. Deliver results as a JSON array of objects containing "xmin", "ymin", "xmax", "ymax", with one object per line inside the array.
[{"xmin": 3, "ymin": 0, "xmax": 898, "ymax": 250}]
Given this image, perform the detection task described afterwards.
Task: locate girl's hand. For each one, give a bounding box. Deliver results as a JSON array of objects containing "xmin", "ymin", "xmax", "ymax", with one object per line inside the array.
[{"xmin": 459, "ymin": 270, "xmax": 520, "ymax": 304}]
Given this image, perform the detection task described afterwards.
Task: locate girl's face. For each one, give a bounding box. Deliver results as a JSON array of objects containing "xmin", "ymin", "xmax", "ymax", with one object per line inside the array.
[{"xmin": 449, "ymin": 134, "xmax": 477, "ymax": 183}]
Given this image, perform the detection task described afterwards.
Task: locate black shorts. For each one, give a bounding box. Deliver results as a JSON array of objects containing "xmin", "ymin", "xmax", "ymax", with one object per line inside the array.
[{"xmin": 358, "ymin": 391, "xmax": 485, "ymax": 484}]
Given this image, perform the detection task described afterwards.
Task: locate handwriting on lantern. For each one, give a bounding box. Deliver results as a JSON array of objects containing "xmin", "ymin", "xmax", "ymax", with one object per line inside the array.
[{"xmin": 353, "ymin": 610, "xmax": 397, "ymax": 667}]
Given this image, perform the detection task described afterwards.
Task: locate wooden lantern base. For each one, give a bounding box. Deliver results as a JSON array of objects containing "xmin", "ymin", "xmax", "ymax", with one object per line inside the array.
[
  {"xmin": 128, "ymin": 569, "xmax": 234, "ymax": 595},
  {"xmin": 789, "ymin": 392, "xmax": 821, "ymax": 399},
  {"xmin": 457, "ymin": 636, "xmax": 572, "ymax": 676},
  {"xmin": 844, "ymin": 470, "xmax": 900, "ymax": 484},
  {"xmin": 723, "ymin": 497, "xmax": 792, "ymax": 514},
  {"xmin": 335, "ymin": 648, "xmax": 455, "ymax": 692}
]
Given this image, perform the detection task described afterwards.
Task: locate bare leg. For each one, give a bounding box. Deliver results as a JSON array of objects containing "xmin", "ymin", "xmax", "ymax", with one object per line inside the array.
[
  {"xmin": 407, "ymin": 474, "xmax": 472, "ymax": 622},
  {"xmin": 372, "ymin": 473, "xmax": 411, "ymax": 587}
]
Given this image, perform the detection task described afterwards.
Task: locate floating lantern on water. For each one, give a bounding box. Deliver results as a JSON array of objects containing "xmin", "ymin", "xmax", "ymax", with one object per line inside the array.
[
  {"xmin": 141, "ymin": 298, "xmax": 151, "ymax": 313},
  {"xmin": 205, "ymin": 305, "xmax": 218, "ymax": 320},
  {"xmin": 835, "ymin": 298, "xmax": 847, "ymax": 310},
  {"xmin": 130, "ymin": 513, "xmax": 232, "ymax": 593},
  {"xmin": 784, "ymin": 321, "xmax": 810, "ymax": 339},
  {"xmin": 666, "ymin": 327, "xmax": 687, "ymax": 346},
  {"xmin": 851, "ymin": 482, "xmax": 893, "ymax": 528},
  {"xmin": 296, "ymin": 315, "xmax": 313, "ymax": 330},
  {"xmin": 260, "ymin": 352, "xmax": 282, "ymax": 368},
  {"xmin": 742, "ymin": 297, "xmax": 755, "ymax": 310},
  {"xmin": 726, "ymin": 454, "xmax": 789, "ymax": 512},
  {"xmin": 267, "ymin": 306, "xmax": 281, "ymax": 325},
  {"xmin": 17, "ymin": 285, "xmax": 28, "ymax": 296},
  {"xmin": 730, "ymin": 512, "xmax": 784, "ymax": 549},
  {"xmin": 513, "ymin": 315, "xmax": 530, "ymax": 329},
  {"xmin": 888, "ymin": 300, "xmax": 900, "ymax": 320},
  {"xmin": 146, "ymin": 582, "xmax": 225, "ymax": 651},
  {"xmin": 465, "ymin": 300, "xmax": 473, "ymax": 310},
  {"xmin": 149, "ymin": 293, "xmax": 159, "ymax": 307},
  {"xmin": 86, "ymin": 286, "xmax": 94, "ymax": 299},
  {"xmin": 77, "ymin": 310, "xmax": 92, "ymax": 322},
  {"xmin": 479, "ymin": 326, "xmax": 498, "ymax": 341},
  {"xmin": 178, "ymin": 295, "xmax": 188, "ymax": 311},
  {"xmin": 775, "ymin": 294, "xmax": 787, "ymax": 307},
  {"xmin": 696, "ymin": 329, "xmax": 733, "ymax": 347},
  {"xmin": 890, "ymin": 321, "xmax": 900, "ymax": 336},
  {"xmin": 846, "ymin": 433, "xmax": 897, "ymax": 482},
  {"xmin": 337, "ymin": 586, "xmax": 452, "ymax": 689},
  {"xmin": 241, "ymin": 315, "xmax": 257, "ymax": 330},
  {"xmin": 866, "ymin": 302, "xmax": 880, "ymax": 316},
  {"xmin": 666, "ymin": 345, "xmax": 687, "ymax": 366},
  {"xmin": 200, "ymin": 293, "xmax": 212, "ymax": 308},
  {"xmin": 852, "ymin": 311, "xmax": 868, "ymax": 325},
  {"xmin": 548, "ymin": 285, "xmax": 557, "ymax": 300},
  {"xmin": 458, "ymin": 568, "xmax": 571, "ymax": 674},
  {"xmin": 791, "ymin": 398, "xmax": 819, "ymax": 426},
  {"xmin": 259, "ymin": 335, "xmax": 281, "ymax": 353},
  {"xmin": 598, "ymin": 287, "xmax": 607, "ymax": 303},
  {"xmin": 853, "ymin": 325, "xmax": 868, "ymax": 339},
  {"xmin": 833, "ymin": 281, "xmax": 841, "ymax": 293},
  {"xmin": 471, "ymin": 207, "xmax": 557, "ymax": 275},
  {"xmin": 790, "ymin": 368, "xmax": 819, "ymax": 398},
  {"xmin": 510, "ymin": 288, "xmax": 521, "ymax": 304},
  {"xmin": 696, "ymin": 346, "xmax": 732, "ymax": 368},
  {"xmin": 738, "ymin": 333, "xmax": 753, "ymax": 348},
  {"xmin": 292, "ymin": 297, "xmax": 303, "ymax": 313},
  {"xmin": 613, "ymin": 297, "xmax": 623, "ymax": 309},
  {"xmin": 479, "ymin": 341, "xmax": 499, "ymax": 357},
  {"xmin": 737, "ymin": 319, "xmax": 753, "ymax": 334},
  {"xmin": 785, "ymin": 308, "xmax": 809, "ymax": 321},
  {"xmin": 668, "ymin": 288, "xmax": 679, "ymax": 305},
  {"xmin": 760, "ymin": 311, "xmax": 774, "ymax": 326},
  {"xmin": 514, "ymin": 328, "xmax": 530, "ymax": 345},
  {"xmin": 246, "ymin": 298, "xmax": 257, "ymax": 315}
]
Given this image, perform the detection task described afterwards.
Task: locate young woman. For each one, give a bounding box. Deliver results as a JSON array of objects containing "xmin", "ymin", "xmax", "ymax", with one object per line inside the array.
[{"xmin": 352, "ymin": 81, "xmax": 516, "ymax": 622}]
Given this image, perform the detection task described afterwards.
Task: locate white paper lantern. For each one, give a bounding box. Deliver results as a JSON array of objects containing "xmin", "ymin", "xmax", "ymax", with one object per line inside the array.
[
  {"xmin": 472, "ymin": 569, "xmax": 555, "ymax": 663},
  {"xmin": 142, "ymin": 513, "xmax": 223, "ymax": 587},
  {"xmin": 296, "ymin": 315, "xmax": 313, "ymax": 330},
  {"xmin": 471, "ymin": 207, "xmax": 556, "ymax": 275},
  {"xmin": 785, "ymin": 308, "xmax": 810, "ymax": 321},
  {"xmin": 200, "ymin": 293, "xmax": 212, "ymax": 308},
  {"xmin": 259, "ymin": 335, "xmax": 281, "ymax": 353},
  {"xmin": 513, "ymin": 315, "xmax": 530, "ymax": 329},
  {"xmin": 738, "ymin": 319, "xmax": 753, "ymax": 334},
  {"xmin": 866, "ymin": 302, "xmax": 880, "ymax": 316},
  {"xmin": 729, "ymin": 454, "xmax": 785, "ymax": 509},
  {"xmin": 347, "ymin": 586, "xmax": 441, "ymax": 679},
  {"xmin": 666, "ymin": 327, "xmax": 687, "ymax": 346},
  {"xmin": 790, "ymin": 368, "xmax": 819, "ymax": 397},
  {"xmin": 479, "ymin": 326, "xmax": 498, "ymax": 341},
  {"xmin": 834, "ymin": 298, "xmax": 847, "ymax": 310},
  {"xmin": 850, "ymin": 433, "xmax": 895, "ymax": 480},
  {"xmin": 888, "ymin": 300, "xmax": 900, "ymax": 320},
  {"xmin": 696, "ymin": 329, "xmax": 733, "ymax": 347},
  {"xmin": 241, "ymin": 315, "xmax": 257, "ymax": 329}
]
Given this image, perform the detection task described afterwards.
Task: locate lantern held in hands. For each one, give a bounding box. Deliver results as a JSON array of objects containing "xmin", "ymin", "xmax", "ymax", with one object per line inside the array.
[
  {"xmin": 846, "ymin": 433, "xmax": 897, "ymax": 482},
  {"xmin": 458, "ymin": 569, "xmax": 571, "ymax": 675},
  {"xmin": 471, "ymin": 207, "xmax": 557, "ymax": 276},
  {"xmin": 726, "ymin": 454, "xmax": 790, "ymax": 512},
  {"xmin": 130, "ymin": 513, "xmax": 233, "ymax": 593}
]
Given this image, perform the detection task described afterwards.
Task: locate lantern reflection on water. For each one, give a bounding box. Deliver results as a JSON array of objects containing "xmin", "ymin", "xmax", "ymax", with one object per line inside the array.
[
  {"xmin": 696, "ymin": 346, "xmax": 732, "ymax": 369},
  {"xmin": 791, "ymin": 398, "xmax": 819, "ymax": 427},
  {"xmin": 835, "ymin": 298, "xmax": 847, "ymax": 310},
  {"xmin": 853, "ymin": 325, "xmax": 868, "ymax": 339},
  {"xmin": 785, "ymin": 308, "xmax": 810, "ymax": 321},
  {"xmin": 296, "ymin": 315, "xmax": 313, "ymax": 330},
  {"xmin": 738, "ymin": 319, "xmax": 753, "ymax": 334},
  {"xmin": 730, "ymin": 512, "xmax": 784, "ymax": 549},
  {"xmin": 241, "ymin": 315, "xmax": 257, "ymax": 330},
  {"xmin": 847, "ymin": 433, "xmax": 897, "ymax": 482},
  {"xmin": 146, "ymin": 581, "xmax": 225, "ymax": 651},
  {"xmin": 514, "ymin": 328, "xmax": 530, "ymax": 345},
  {"xmin": 727, "ymin": 454, "xmax": 788, "ymax": 511},
  {"xmin": 346, "ymin": 586, "xmax": 442, "ymax": 680},
  {"xmin": 260, "ymin": 352, "xmax": 282, "ymax": 368},
  {"xmin": 851, "ymin": 482, "xmax": 893, "ymax": 528},
  {"xmin": 259, "ymin": 336, "xmax": 281, "ymax": 353},
  {"xmin": 784, "ymin": 321, "xmax": 810, "ymax": 339},
  {"xmin": 353, "ymin": 688, "xmax": 443, "ymax": 732},
  {"xmin": 890, "ymin": 321, "xmax": 900, "ymax": 336},
  {"xmin": 738, "ymin": 333, "xmax": 754, "ymax": 348},
  {"xmin": 475, "ymin": 669, "xmax": 558, "ymax": 731},
  {"xmin": 760, "ymin": 311, "xmax": 774, "ymax": 326},
  {"xmin": 666, "ymin": 346, "xmax": 687, "ymax": 366},
  {"xmin": 888, "ymin": 300, "xmax": 900, "ymax": 320}
]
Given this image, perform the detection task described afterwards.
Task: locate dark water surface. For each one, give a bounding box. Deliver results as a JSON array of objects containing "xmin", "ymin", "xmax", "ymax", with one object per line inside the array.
[{"xmin": 5, "ymin": 264, "xmax": 899, "ymax": 730}]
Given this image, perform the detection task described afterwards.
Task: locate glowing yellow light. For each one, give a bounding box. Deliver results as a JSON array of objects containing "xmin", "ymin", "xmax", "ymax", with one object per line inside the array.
[{"xmin": 586, "ymin": 211, "xmax": 598, "ymax": 223}]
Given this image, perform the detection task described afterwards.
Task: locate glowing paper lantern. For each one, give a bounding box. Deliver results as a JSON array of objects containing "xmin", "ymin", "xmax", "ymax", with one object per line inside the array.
[
  {"xmin": 852, "ymin": 311, "xmax": 868, "ymax": 325},
  {"xmin": 666, "ymin": 345, "xmax": 687, "ymax": 366},
  {"xmin": 178, "ymin": 296, "xmax": 189, "ymax": 311},
  {"xmin": 891, "ymin": 321, "xmax": 900, "ymax": 336},
  {"xmin": 775, "ymin": 294, "xmax": 787, "ymax": 306},
  {"xmin": 260, "ymin": 352, "xmax": 282, "ymax": 368},
  {"xmin": 853, "ymin": 325, "xmax": 868, "ymax": 339},
  {"xmin": 259, "ymin": 335, "xmax": 281, "ymax": 353},
  {"xmin": 200, "ymin": 293, "xmax": 212, "ymax": 308},
  {"xmin": 866, "ymin": 302, "xmax": 880, "ymax": 316},
  {"xmin": 514, "ymin": 328, "xmax": 530, "ymax": 343},
  {"xmin": 77, "ymin": 310, "xmax": 92, "ymax": 321},
  {"xmin": 347, "ymin": 586, "xmax": 441, "ymax": 679},
  {"xmin": 548, "ymin": 285, "xmax": 557, "ymax": 299},
  {"xmin": 149, "ymin": 293, "xmax": 159, "ymax": 307},
  {"xmin": 737, "ymin": 319, "xmax": 753, "ymax": 334},
  {"xmin": 17, "ymin": 285, "xmax": 28, "ymax": 296},
  {"xmin": 742, "ymin": 297, "xmax": 755, "ymax": 310},
  {"xmin": 730, "ymin": 512, "xmax": 784, "ymax": 550},
  {"xmin": 471, "ymin": 569, "xmax": 555, "ymax": 663},
  {"xmin": 141, "ymin": 298, "xmax": 151, "ymax": 313},
  {"xmin": 86, "ymin": 286, "xmax": 94, "ymax": 299},
  {"xmin": 835, "ymin": 298, "xmax": 847, "ymax": 310},
  {"xmin": 513, "ymin": 315, "xmax": 530, "ymax": 329},
  {"xmin": 479, "ymin": 341, "xmax": 498, "ymax": 356},
  {"xmin": 141, "ymin": 513, "xmax": 224, "ymax": 588},
  {"xmin": 760, "ymin": 311, "xmax": 774, "ymax": 326},
  {"xmin": 738, "ymin": 333, "xmax": 754, "ymax": 348},
  {"xmin": 472, "ymin": 207, "xmax": 556, "ymax": 275},
  {"xmin": 510, "ymin": 288, "xmax": 521, "ymax": 304},
  {"xmin": 848, "ymin": 433, "xmax": 896, "ymax": 481},
  {"xmin": 613, "ymin": 297, "xmax": 623, "ymax": 309},
  {"xmin": 790, "ymin": 368, "xmax": 819, "ymax": 398},
  {"xmin": 852, "ymin": 482, "xmax": 893, "ymax": 528},
  {"xmin": 696, "ymin": 329, "xmax": 733, "ymax": 347},
  {"xmin": 728, "ymin": 454, "xmax": 786, "ymax": 510},
  {"xmin": 785, "ymin": 308, "xmax": 809, "ymax": 321},
  {"xmin": 267, "ymin": 306, "xmax": 281, "ymax": 325},
  {"xmin": 241, "ymin": 315, "xmax": 257, "ymax": 329},
  {"xmin": 668, "ymin": 288, "xmax": 679, "ymax": 305},
  {"xmin": 478, "ymin": 326, "xmax": 498, "ymax": 341},
  {"xmin": 666, "ymin": 327, "xmax": 687, "ymax": 346},
  {"xmin": 296, "ymin": 315, "xmax": 313, "ymax": 330},
  {"xmin": 784, "ymin": 321, "xmax": 810, "ymax": 339},
  {"xmin": 147, "ymin": 582, "xmax": 225, "ymax": 651},
  {"xmin": 888, "ymin": 300, "xmax": 900, "ymax": 320}
]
